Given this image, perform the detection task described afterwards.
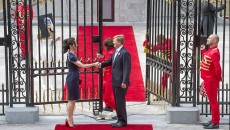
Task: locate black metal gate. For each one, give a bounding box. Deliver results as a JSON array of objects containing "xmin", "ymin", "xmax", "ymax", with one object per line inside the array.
[
  {"xmin": 146, "ymin": 0, "xmax": 229, "ymax": 116},
  {"xmin": 145, "ymin": 0, "xmax": 178, "ymax": 105},
  {"xmin": 0, "ymin": 0, "xmax": 104, "ymax": 115}
]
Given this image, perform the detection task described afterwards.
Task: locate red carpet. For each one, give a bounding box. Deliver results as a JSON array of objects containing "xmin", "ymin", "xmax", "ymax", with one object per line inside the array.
[
  {"xmin": 55, "ymin": 124, "xmax": 153, "ymax": 130},
  {"xmin": 76, "ymin": 26, "xmax": 145, "ymax": 101}
]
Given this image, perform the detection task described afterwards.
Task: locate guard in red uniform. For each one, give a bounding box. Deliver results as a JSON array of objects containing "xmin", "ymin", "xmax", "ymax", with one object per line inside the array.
[
  {"xmin": 200, "ymin": 34, "xmax": 222, "ymax": 129},
  {"xmin": 14, "ymin": 4, "xmax": 34, "ymax": 59},
  {"xmin": 97, "ymin": 38, "xmax": 116, "ymax": 111},
  {"xmin": 152, "ymin": 35, "xmax": 177, "ymax": 89},
  {"xmin": 143, "ymin": 34, "xmax": 150, "ymax": 53}
]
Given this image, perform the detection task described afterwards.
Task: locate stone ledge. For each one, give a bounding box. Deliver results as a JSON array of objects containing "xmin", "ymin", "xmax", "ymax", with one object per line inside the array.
[
  {"xmin": 5, "ymin": 106, "xmax": 39, "ymax": 124},
  {"xmin": 167, "ymin": 106, "xmax": 200, "ymax": 124}
]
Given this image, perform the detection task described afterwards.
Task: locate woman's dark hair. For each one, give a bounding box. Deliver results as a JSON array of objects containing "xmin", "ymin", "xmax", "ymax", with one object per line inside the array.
[
  {"xmin": 104, "ymin": 38, "xmax": 114, "ymax": 50},
  {"xmin": 62, "ymin": 37, "xmax": 76, "ymax": 54}
]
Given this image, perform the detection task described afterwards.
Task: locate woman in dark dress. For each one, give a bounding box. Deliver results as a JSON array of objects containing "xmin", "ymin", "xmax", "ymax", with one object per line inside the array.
[{"xmin": 62, "ymin": 37, "xmax": 98, "ymax": 127}]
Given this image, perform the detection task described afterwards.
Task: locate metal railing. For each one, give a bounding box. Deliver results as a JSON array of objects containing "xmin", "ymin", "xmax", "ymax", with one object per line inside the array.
[{"xmin": 0, "ymin": 84, "xmax": 9, "ymax": 115}]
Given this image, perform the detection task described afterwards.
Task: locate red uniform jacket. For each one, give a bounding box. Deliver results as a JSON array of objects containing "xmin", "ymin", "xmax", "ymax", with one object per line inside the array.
[
  {"xmin": 99, "ymin": 48, "xmax": 116, "ymax": 109},
  {"xmin": 152, "ymin": 38, "xmax": 179, "ymax": 60},
  {"xmin": 200, "ymin": 46, "xmax": 222, "ymax": 81},
  {"xmin": 14, "ymin": 5, "xmax": 34, "ymax": 57},
  {"xmin": 152, "ymin": 38, "xmax": 172, "ymax": 60},
  {"xmin": 99, "ymin": 48, "xmax": 115, "ymax": 81},
  {"xmin": 14, "ymin": 5, "xmax": 34, "ymax": 41}
]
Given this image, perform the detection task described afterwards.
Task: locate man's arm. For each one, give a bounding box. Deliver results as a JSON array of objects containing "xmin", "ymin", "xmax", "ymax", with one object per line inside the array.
[
  {"xmin": 209, "ymin": 3, "xmax": 226, "ymax": 12},
  {"xmin": 122, "ymin": 52, "xmax": 131, "ymax": 84},
  {"xmin": 101, "ymin": 56, "xmax": 112, "ymax": 68}
]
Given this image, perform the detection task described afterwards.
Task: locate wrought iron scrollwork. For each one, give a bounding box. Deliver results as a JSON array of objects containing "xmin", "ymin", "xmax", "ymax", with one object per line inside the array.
[
  {"xmin": 178, "ymin": 0, "xmax": 195, "ymax": 103},
  {"xmin": 10, "ymin": 0, "xmax": 28, "ymax": 103}
]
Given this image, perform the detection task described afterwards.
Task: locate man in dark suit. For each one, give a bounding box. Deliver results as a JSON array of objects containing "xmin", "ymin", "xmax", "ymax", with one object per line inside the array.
[
  {"xmin": 97, "ymin": 34, "xmax": 131, "ymax": 128},
  {"xmin": 201, "ymin": 0, "xmax": 226, "ymax": 37}
]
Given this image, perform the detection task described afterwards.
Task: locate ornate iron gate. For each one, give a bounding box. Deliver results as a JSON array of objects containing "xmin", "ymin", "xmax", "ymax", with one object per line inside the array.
[
  {"xmin": 1, "ymin": 0, "xmax": 104, "ymax": 115},
  {"xmin": 146, "ymin": 0, "xmax": 229, "ymax": 116},
  {"xmin": 146, "ymin": 0, "xmax": 178, "ymax": 105}
]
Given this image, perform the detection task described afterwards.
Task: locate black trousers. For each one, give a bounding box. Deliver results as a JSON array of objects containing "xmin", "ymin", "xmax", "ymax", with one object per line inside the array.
[{"xmin": 113, "ymin": 87, "xmax": 128, "ymax": 123}]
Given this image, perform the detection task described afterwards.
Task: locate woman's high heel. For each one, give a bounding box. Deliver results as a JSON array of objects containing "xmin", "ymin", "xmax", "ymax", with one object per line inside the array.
[{"xmin": 65, "ymin": 119, "xmax": 74, "ymax": 128}]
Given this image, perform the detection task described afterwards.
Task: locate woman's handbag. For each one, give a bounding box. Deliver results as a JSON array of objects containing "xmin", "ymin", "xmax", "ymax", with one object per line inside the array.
[{"xmin": 199, "ymin": 82, "xmax": 207, "ymax": 97}]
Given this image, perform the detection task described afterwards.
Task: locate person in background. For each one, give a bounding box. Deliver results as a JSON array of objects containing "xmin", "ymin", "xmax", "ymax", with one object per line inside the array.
[
  {"xmin": 62, "ymin": 37, "xmax": 98, "ymax": 128},
  {"xmin": 201, "ymin": 0, "xmax": 226, "ymax": 37},
  {"xmin": 143, "ymin": 34, "xmax": 150, "ymax": 53},
  {"xmin": 96, "ymin": 34, "xmax": 131, "ymax": 128},
  {"xmin": 37, "ymin": 17, "xmax": 60, "ymax": 90},
  {"xmin": 97, "ymin": 38, "xmax": 116, "ymax": 112},
  {"xmin": 151, "ymin": 34, "xmax": 177, "ymax": 97},
  {"xmin": 14, "ymin": 4, "xmax": 34, "ymax": 60},
  {"xmin": 200, "ymin": 34, "xmax": 222, "ymax": 129}
]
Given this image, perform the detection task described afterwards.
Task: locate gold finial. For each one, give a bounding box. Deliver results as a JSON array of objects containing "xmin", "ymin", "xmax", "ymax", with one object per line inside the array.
[
  {"xmin": 166, "ymin": 0, "xmax": 174, "ymax": 4},
  {"xmin": 50, "ymin": 88, "xmax": 54, "ymax": 113},
  {"xmin": 39, "ymin": 0, "xmax": 53, "ymax": 5},
  {"xmin": 74, "ymin": 103, "xmax": 76, "ymax": 112},
  {"xmin": 95, "ymin": 89, "xmax": 98, "ymax": 99},
  {"xmin": 81, "ymin": 102, "xmax": 83, "ymax": 111}
]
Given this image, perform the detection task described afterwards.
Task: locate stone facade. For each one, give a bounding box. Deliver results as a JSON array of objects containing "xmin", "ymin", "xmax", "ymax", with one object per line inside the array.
[
  {"xmin": 113, "ymin": 0, "xmax": 147, "ymax": 25},
  {"xmin": 30, "ymin": 0, "xmax": 147, "ymax": 25}
]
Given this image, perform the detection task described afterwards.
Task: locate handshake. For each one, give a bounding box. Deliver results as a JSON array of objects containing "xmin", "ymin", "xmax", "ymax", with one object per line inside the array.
[
  {"xmin": 91, "ymin": 52, "xmax": 105, "ymax": 67},
  {"xmin": 92, "ymin": 62, "xmax": 100, "ymax": 68},
  {"xmin": 90, "ymin": 52, "xmax": 105, "ymax": 67}
]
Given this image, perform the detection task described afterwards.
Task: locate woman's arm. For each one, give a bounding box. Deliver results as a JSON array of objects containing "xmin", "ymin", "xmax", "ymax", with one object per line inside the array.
[{"xmin": 73, "ymin": 61, "xmax": 98, "ymax": 68}]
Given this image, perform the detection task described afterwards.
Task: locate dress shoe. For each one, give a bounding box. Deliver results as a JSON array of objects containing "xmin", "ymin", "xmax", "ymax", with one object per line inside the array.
[
  {"xmin": 103, "ymin": 107, "xmax": 113, "ymax": 112},
  {"xmin": 112, "ymin": 121, "xmax": 127, "ymax": 128},
  {"xmin": 203, "ymin": 123, "xmax": 219, "ymax": 129},
  {"xmin": 112, "ymin": 116, "xmax": 118, "ymax": 120},
  {"xmin": 202, "ymin": 121, "xmax": 212, "ymax": 126},
  {"xmin": 110, "ymin": 121, "xmax": 118, "ymax": 126}
]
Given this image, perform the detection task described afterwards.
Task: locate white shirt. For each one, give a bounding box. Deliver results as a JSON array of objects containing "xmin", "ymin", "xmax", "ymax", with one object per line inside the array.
[{"xmin": 114, "ymin": 45, "xmax": 123, "ymax": 60}]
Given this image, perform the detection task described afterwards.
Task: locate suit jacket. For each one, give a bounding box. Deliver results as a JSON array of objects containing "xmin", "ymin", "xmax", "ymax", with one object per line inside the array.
[
  {"xmin": 101, "ymin": 46, "xmax": 131, "ymax": 88},
  {"xmin": 201, "ymin": 1, "xmax": 225, "ymax": 36}
]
